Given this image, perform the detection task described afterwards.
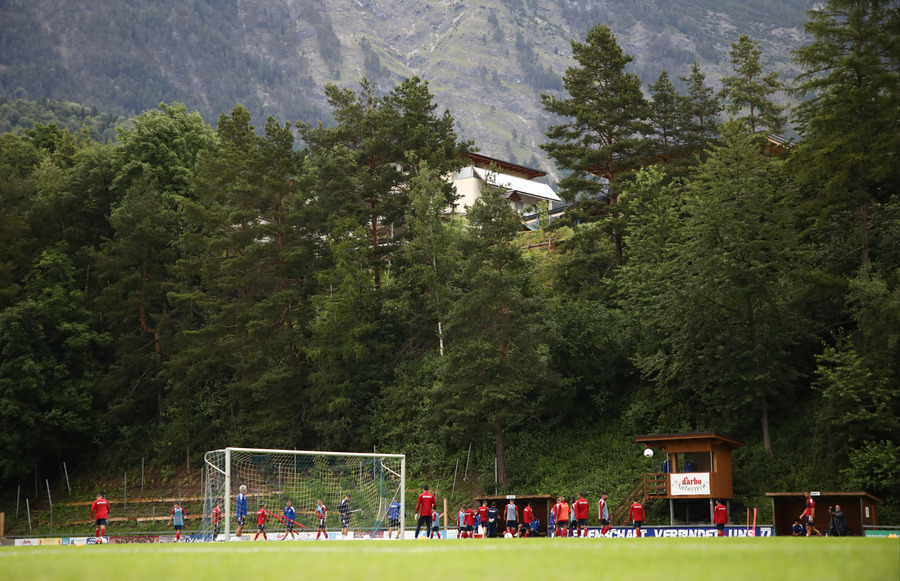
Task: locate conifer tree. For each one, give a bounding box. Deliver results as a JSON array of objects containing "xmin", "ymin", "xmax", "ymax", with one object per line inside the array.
[
  {"xmin": 678, "ymin": 61, "xmax": 722, "ymax": 149},
  {"xmin": 541, "ymin": 24, "xmax": 652, "ymax": 264},
  {"xmin": 720, "ymin": 35, "xmax": 786, "ymax": 135},
  {"xmin": 792, "ymin": 0, "xmax": 900, "ymax": 267},
  {"xmin": 439, "ymin": 179, "xmax": 551, "ymax": 485},
  {"xmin": 648, "ymin": 70, "xmax": 682, "ymax": 157}
]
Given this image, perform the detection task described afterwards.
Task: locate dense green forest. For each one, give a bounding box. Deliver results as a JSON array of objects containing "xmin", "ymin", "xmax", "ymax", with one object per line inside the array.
[{"xmin": 1, "ymin": 1, "xmax": 898, "ymax": 524}]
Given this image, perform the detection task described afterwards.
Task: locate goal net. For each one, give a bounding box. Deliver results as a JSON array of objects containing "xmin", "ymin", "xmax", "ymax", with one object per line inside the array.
[{"xmin": 200, "ymin": 448, "xmax": 405, "ymax": 540}]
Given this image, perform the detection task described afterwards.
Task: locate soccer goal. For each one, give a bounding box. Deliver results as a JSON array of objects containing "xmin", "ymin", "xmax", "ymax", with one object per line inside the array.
[{"xmin": 200, "ymin": 447, "xmax": 406, "ymax": 540}]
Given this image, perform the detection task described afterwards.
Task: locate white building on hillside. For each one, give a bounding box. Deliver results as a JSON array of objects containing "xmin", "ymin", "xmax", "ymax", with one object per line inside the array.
[{"xmin": 451, "ymin": 153, "xmax": 561, "ymax": 215}]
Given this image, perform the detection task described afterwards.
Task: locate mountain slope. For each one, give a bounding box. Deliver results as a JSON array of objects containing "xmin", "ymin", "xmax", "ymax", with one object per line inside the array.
[{"xmin": 0, "ymin": 0, "xmax": 814, "ymax": 175}]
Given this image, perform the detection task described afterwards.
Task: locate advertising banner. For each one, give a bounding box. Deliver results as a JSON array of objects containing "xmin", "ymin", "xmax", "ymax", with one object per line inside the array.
[
  {"xmin": 579, "ymin": 526, "xmax": 774, "ymax": 538},
  {"xmin": 14, "ymin": 538, "xmax": 41, "ymax": 546},
  {"xmin": 864, "ymin": 529, "xmax": 900, "ymax": 538},
  {"xmin": 670, "ymin": 472, "xmax": 711, "ymax": 496},
  {"xmin": 111, "ymin": 535, "xmax": 159, "ymax": 544}
]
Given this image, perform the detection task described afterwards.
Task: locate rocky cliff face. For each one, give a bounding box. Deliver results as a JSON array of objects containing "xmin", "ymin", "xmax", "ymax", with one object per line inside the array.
[{"xmin": 1, "ymin": 0, "xmax": 813, "ymax": 176}]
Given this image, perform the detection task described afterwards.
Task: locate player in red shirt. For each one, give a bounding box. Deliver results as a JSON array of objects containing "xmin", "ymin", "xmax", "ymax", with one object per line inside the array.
[
  {"xmin": 573, "ymin": 493, "xmax": 590, "ymax": 537},
  {"xmin": 90, "ymin": 493, "xmax": 110, "ymax": 544},
  {"xmin": 211, "ymin": 503, "xmax": 222, "ymax": 541},
  {"xmin": 522, "ymin": 502, "xmax": 533, "ymax": 537},
  {"xmin": 477, "ymin": 501, "xmax": 490, "ymax": 537},
  {"xmin": 629, "ymin": 501, "xmax": 646, "ymax": 537},
  {"xmin": 553, "ymin": 497, "xmax": 570, "ymax": 537},
  {"xmin": 414, "ymin": 485, "xmax": 437, "ymax": 539},
  {"xmin": 463, "ymin": 505, "xmax": 476, "ymax": 538},
  {"xmin": 254, "ymin": 504, "xmax": 269, "ymax": 541},
  {"xmin": 713, "ymin": 499, "xmax": 728, "ymax": 536},
  {"xmin": 799, "ymin": 491, "xmax": 823, "ymax": 536}
]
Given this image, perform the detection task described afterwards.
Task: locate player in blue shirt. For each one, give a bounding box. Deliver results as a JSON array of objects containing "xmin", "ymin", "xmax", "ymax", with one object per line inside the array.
[
  {"xmin": 387, "ymin": 499, "xmax": 401, "ymax": 539},
  {"xmin": 284, "ymin": 501, "xmax": 297, "ymax": 540},
  {"xmin": 168, "ymin": 503, "xmax": 185, "ymax": 542},
  {"xmin": 235, "ymin": 485, "xmax": 248, "ymax": 538}
]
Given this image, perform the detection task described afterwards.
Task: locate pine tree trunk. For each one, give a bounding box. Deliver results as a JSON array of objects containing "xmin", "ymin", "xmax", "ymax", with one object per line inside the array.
[
  {"xmin": 494, "ymin": 404, "xmax": 507, "ymax": 486},
  {"xmin": 761, "ymin": 401, "xmax": 772, "ymax": 456}
]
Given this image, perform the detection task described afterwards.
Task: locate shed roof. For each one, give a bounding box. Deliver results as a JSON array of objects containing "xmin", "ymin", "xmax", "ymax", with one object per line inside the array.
[
  {"xmin": 765, "ymin": 491, "xmax": 882, "ymax": 502},
  {"xmin": 635, "ymin": 432, "xmax": 744, "ymax": 449}
]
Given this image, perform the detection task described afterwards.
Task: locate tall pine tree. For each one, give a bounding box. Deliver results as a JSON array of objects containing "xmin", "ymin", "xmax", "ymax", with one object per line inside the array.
[{"xmin": 541, "ymin": 24, "xmax": 652, "ymax": 264}]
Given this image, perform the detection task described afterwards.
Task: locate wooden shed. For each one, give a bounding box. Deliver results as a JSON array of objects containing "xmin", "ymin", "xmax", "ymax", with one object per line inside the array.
[
  {"xmin": 635, "ymin": 432, "xmax": 744, "ymax": 499},
  {"xmin": 766, "ymin": 492, "xmax": 881, "ymax": 536},
  {"xmin": 625, "ymin": 433, "xmax": 744, "ymax": 526},
  {"xmin": 472, "ymin": 494, "xmax": 557, "ymax": 537}
]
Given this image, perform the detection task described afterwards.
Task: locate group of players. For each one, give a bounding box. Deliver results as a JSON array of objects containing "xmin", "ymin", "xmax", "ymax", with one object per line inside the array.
[
  {"xmin": 449, "ymin": 492, "xmax": 624, "ymax": 539},
  {"xmin": 88, "ymin": 485, "xmax": 729, "ymax": 542},
  {"xmin": 208, "ymin": 484, "xmax": 355, "ymax": 541}
]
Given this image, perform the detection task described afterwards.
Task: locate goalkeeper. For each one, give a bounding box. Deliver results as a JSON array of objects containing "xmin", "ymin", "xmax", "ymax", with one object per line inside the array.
[
  {"xmin": 235, "ymin": 485, "xmax": 248, "ymax": 538},
  {"xmin": 387, "ymin": 498, "xmax": 401, "ymax": 539},
  {"xmin": 283, "ymin": 501, "xmax": 297, "ymax": 539},
  {"xmin": 339, "ymin": 494, "xmax": 352, "ymax": 538}
]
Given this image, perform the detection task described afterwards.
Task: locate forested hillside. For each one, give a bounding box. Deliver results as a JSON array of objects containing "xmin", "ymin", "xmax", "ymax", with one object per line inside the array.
[
  {"xmin": 1, "ymin": 0, "xmax": 814, "ymax": 175},
  {"xmin": 1, "ymin": 1, "xmax": 898, "ymax": 525}
]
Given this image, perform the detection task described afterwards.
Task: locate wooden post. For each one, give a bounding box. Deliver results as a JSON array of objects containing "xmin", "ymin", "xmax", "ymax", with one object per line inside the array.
[
  {"xmin": 0, "ymin": 511, "xmax": 5, "ymax": 536},
  {"xmin": 443, "ymin": 498, "xmax": 448, "ymax": 529}
]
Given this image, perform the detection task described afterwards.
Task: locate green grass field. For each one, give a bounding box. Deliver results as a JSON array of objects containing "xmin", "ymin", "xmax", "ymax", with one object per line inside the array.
[{"xmin": 4, "ymin": 538, "xmax": 898, "ymax": 581}]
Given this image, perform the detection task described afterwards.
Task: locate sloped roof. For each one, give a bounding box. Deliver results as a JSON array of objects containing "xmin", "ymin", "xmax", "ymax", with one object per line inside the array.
[
  {"xmin": 467, "ymin": 153, "xmax": 546, "ymax": 179},
  {"xmin": 474, "ymin": 167, "xmax": 561, "ymax": 203}
]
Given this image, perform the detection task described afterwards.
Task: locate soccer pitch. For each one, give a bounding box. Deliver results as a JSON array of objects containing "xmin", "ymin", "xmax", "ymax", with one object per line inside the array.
[{"xmin": 4, "ymin": 538, "xmax": 898, "ymax": 581}]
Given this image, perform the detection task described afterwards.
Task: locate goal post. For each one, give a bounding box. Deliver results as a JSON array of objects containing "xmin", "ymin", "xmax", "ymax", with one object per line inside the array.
[{"xmin": 201, "ymin": 447, "xmax": 406, "ymax": 541}]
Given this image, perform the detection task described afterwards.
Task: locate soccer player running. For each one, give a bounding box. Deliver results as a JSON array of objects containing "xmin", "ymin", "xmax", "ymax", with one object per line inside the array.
[
  {"xmin": 316, "ymin": 498, "xmax": 328, "ymax": 540},
  {"xmin": 235, "ymin": 485, "xmax": 248, "ymax": 538},
  {"xmin": 504, "ymin": 500, "xmax": 519, "ymax": 537},
  {"xmin": 522, "ymin": 502, "xmax": 533, "ymax": 537},
  {"xmin": 283, "ymin": 500, "xmax": 297, "ymax": 540},
  {"xmin": 90, "ymin": 493, "xmax": 110, "ymax": 544},
  {"xmin": 799, "ymin": 491, "xmax": 823, "ymax": 536},
  {"xmin": 598, "ymin": 493, "xmax": 611, "ymax": 537},
  {"xmin": 573, "ymin": 493, "xmax": 590, "ymax": 537},
  {"xmin": 339, "ymin": 494, "xmax": 352, "ymax": 538},
  {"xmin": 553, "ymin": 496, "xmax": 569, "ymax": 538},
  {"xmin": 629, "ymin": 500, "xmax": 646, "ymax": 538},
  {"xmin": 254, "ymin": 504, "xmax": 269, "ymax": 541},
  {"xmin": 713, "ymin": 499, "xmax": 728, "ymax": 537},
  {"xmin": 168, "ymin": 502, "xmax": 186, "ymax": 542},
  {"xmin": 387, "ymin": 498, "xmax": 401, "ymax": 539},
  {"xmin": 211, "ymin": 503, "xmax": 222, "ymax": 541},
  {"xmin": 414, "ymin": 485, "xmax": 436, "ymax": 539}
]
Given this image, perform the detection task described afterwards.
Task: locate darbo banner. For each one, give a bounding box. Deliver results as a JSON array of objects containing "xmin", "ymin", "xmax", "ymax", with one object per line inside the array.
[{"xmin": 670, "ymin": 472, "xmax": 711, "ymax": 495}]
